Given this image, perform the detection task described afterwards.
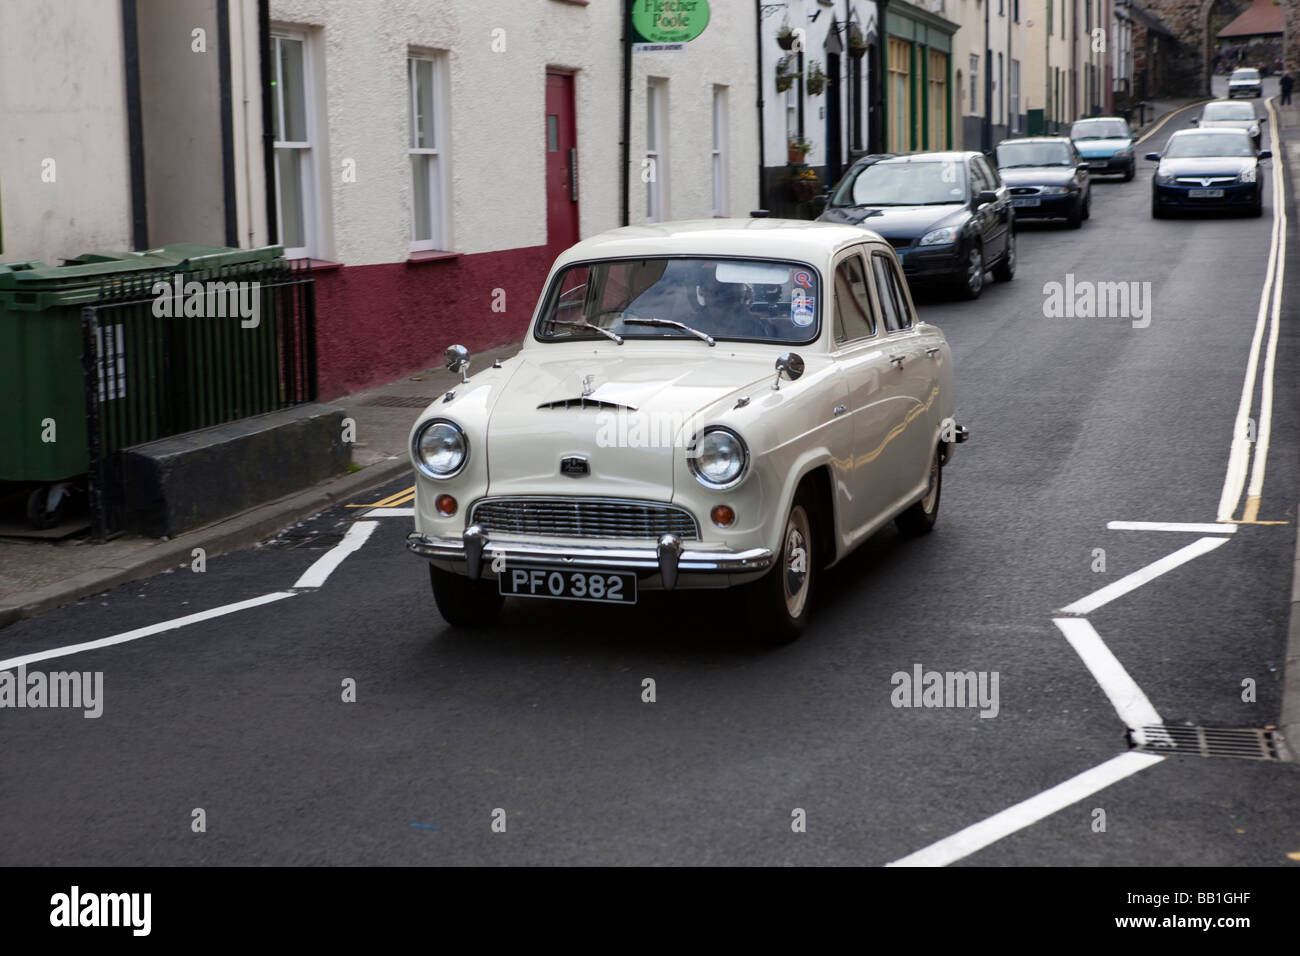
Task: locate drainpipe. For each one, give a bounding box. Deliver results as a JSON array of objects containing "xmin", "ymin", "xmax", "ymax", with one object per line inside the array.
[
  {"xmin": 873, "ymin": 0, "xmax": 891, "ymax": 151},
  {"xmin": 756, "ymin": 0, "xmax": 766, "ymax": 211},
  {"xmin": 982, "ymin": 0, "xmax": 991, "ymax": 152},
  {"xmin": 217, "ymin": 0, "xmax": 238, "ymax": 247},
  {"xmin": 122, "ymin": 0, "xmax": 148, "ymax": 250},
  {"xmin": 258, "ymin": 0, "xmax": 277, "ymax": 245},
  {"xmin": 621, "ymin": 2, "xmax": 632, "ymax": 226}
]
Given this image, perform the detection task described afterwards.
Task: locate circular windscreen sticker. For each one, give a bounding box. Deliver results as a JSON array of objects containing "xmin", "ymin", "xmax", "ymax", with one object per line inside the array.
[{"xmin": 791, "ymin": 289, "xmax": 815, "ymax": 326}]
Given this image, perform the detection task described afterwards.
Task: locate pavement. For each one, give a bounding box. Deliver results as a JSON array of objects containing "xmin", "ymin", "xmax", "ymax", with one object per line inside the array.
[{"xmin": 0, "ymin": 340, "xmax": 523, "ymax": 628}]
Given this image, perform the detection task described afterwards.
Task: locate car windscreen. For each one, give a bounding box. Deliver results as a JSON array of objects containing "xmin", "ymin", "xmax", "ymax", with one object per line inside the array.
[
  {"xmin": 996, "ymin": 141, "xmax": 1074, "ymax": 168},
  {"xmin": 830, "ymin": 160, "xmax": 967, "ymax": 207},
  {"xmin": 1231, "ymin": 70, "xmax": 1260, "ymax": 80},
  {"xmin": 1071, "ymin": 120, "xmax": 1129, "ymax": 140},
  {"xmin": 1202, "ymin": 102, "xmax": 1256, "ymax": 121},
  {"xmin": 1163, "ymin": 132, "xmax": 1255, "ymax": 158},
  {"xmin": 534, "ymin": 257, "xmax": 822, "ymax": 345}
]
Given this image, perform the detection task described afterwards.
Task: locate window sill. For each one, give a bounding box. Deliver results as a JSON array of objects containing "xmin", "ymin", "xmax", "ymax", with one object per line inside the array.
[
  {"xmin": 288, "ymin": 257, "xmax": 344, "ymax": 273},
  {"xmin": 407, "ymin": 250, "xmax": 462, "ymax": 264}
]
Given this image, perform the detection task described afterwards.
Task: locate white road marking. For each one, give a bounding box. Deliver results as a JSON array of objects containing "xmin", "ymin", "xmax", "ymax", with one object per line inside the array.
[
  {"xmin": 1058, "ymin": 536, "xmax": 1230, "ymax": 615},
  {"xmin": 1243, "ymin": 96, "xmax": 1287, "ymax": 516},
  {"xmin": 1217, "ymin": 95, "xmax": 1287, "ymax": 522},
  {"xmin": 0, "ymin": 591, "xmax": 298, "ymax": 672},
  {"xmin": 1052, "ymin": 617, "xmax": 1163, "ymax": 730},
  {"xmin": 292, "ymin": 520, "xmax": 378, "ymax": 589},
  {"xmin": 1106, "ymin": 521, "xmax": 1236, "ymax": 534},
  {"xmin": 887, "ymin": 752, "xmax": 1165, "ymax": 867},
  {"xmin": 363, "ymin": 508, "xmax": 415, "ymax": 518}
]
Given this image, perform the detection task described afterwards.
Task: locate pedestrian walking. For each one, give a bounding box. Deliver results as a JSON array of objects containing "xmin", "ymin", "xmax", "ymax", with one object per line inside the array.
[{"xmin": 1281, "ymin": 71, "xmax": 1294, "ymax": 106}]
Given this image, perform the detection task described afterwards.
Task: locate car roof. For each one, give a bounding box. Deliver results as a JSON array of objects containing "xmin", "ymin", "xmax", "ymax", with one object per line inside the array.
[
  {"xmin": 1071, "ymin": 116, "xmax": 1127, "ymax": 124},
  {"xmin": 997, "ymin": 136, "xmax": 1071, "ymax": 145},
  {"xmin": 1232, "ymin": 68, "xmax": 1259, "ymax": 74},
  {"xmin": 553, "ymin": 219, "xmax": 887, "ymax": 268},
  {"xmin": 876, "ymin": 150, "xmax": 978, "ymax": 164},
  {"xmin": 1169, "ymin": 126, "xmax": 1251, "ymax": 136}
]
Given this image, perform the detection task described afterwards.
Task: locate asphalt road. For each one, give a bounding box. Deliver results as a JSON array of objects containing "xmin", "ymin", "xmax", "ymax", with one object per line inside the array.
[{"xmin": 1, "ymin": 104, "xmax": 1298, "ymax": 867}]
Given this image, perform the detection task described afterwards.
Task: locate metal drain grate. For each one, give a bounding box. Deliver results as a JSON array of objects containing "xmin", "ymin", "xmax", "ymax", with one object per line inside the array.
[
  {"xmin": 1132, "ymin": 725, "xmax": 1291, "ymax": 762},
  {"xmin": 361, "ymin": 395, "xmax": 434, "ymax": 408}
]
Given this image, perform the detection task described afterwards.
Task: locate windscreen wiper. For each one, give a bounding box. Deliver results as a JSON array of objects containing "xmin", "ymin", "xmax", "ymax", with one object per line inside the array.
[{"xmin": 624, "ymin": 317, "xmax": 716, "ymax": 346}]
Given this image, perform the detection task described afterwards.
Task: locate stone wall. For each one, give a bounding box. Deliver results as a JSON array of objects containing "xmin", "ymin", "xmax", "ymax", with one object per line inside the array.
[{"xmin": 1141, "ymin": 0, "xmax": 1300, "ymax": 95}]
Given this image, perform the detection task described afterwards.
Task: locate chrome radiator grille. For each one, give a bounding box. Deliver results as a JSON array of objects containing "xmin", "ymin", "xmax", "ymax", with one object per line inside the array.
[{"xmin": 470, "ymin": 497, "xmax": 699, "ymax": 540}]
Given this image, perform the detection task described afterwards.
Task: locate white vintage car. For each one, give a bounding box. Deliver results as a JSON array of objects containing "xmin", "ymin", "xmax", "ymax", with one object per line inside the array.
[{"xmin": 406, "ymin": 219, "xmax": 967, "ymax": 642}]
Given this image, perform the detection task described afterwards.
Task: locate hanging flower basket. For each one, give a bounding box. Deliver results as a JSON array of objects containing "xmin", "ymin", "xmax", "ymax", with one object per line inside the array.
[
  {"xmin": 847, "ymin": 25, "xmax": 869, "ymax": 60},
  {"xmin": 806, "ymin": 60, "xmax": 827, "ymax": 96},
  {"xmin": 787, "ymin": 136, "xmax": 812, "ymax": 165},
  {"xmin": 777, "ymin": 26, "xmax": 796, "ymax": 50},
  {"xmin": 775, "ymin": 54, "xmax": 796, "ymax": 92},
  {"xmin": 776, "ymin": 71, "xmax": 795, "ymax": 93}
]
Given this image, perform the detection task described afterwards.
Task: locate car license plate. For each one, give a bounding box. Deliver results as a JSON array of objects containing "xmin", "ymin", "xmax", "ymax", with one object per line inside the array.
[
  {"xmin": 499, "ymin": 566, "xmax": 637, "ymax": 604},
  {"xmin": 1089, "ymin": 161, "xmax": 1107, "ymax": 169},
  {"xmin": 1189, "ymin": 188, "xmax": 1224, "ymax": 198},
  {"xmin": 1012, "ymin": 197, "xmax": 1041, "ymax": 207}
]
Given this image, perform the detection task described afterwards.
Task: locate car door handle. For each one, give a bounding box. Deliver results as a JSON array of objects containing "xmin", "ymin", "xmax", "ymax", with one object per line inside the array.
[
  {"xmin": 833, "ymin": 404, "xmax": 847, "ymax": 416},
  {"xmin": 889, "ymin": 354, "xmax": 905, "ymax": 367},
  {"xmin": 925, "ymin": 347, "xmax": 941, "ymax": 357}
]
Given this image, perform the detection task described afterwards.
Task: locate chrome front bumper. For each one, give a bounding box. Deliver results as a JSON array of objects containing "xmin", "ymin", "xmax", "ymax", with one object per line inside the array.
[{"xmin": 406, "ymin": 527, "xmax": 775, "ymax": 591}]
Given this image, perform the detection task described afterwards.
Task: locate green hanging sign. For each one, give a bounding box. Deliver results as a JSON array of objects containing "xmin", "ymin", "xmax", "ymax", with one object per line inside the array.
[{"xmin": 631, "ymin": 1, "xmax": 711, "ymax": 45}]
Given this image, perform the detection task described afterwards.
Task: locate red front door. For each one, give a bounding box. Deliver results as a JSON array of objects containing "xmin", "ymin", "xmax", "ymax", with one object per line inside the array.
[{"xmin": 545, "ymin": 72, "xmax": 579, "ymax": 249}]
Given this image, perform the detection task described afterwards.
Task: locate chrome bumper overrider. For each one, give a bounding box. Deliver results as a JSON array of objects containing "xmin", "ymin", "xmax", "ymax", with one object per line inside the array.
[{"xmin": 406, "ymin": 526, "xmax": 775, "ymax": 591}]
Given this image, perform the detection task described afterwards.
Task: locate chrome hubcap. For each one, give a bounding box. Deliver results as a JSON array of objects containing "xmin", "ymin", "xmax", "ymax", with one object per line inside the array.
[
  {"xmin": 968, "ymin": 249, "xmax": 983, "ymax": 292},
  {"xmin": 782, "ymin": 506, "xmax": 811, "ymax": 619},
  {"xmin": 921, "ymin": 452, "xmax": 939, "ymax": 513}
]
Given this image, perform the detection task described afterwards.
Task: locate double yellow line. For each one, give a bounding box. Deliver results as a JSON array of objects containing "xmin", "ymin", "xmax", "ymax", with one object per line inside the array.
[{"xmin": 346, "ymin": 485, "xmax": 415, "ymax": 508}]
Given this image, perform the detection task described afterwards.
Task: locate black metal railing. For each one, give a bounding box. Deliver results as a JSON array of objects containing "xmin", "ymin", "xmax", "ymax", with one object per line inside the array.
[{"xmin": 81, "ymin": 258, "xmax": 316, "ymax": 537}]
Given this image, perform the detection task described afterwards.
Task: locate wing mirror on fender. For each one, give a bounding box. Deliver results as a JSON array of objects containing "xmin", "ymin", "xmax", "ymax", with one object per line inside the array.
[
  {"xmin": 444, "ymin": 344, "xmax": 471, "ymax": 383},
  {"xmin": 1144, "ymin": 152, "xmax": 1161, "ymax": 161},
  {"xmin": 772, "ymin": 352, "xmax": 805, "ymax": 391}
]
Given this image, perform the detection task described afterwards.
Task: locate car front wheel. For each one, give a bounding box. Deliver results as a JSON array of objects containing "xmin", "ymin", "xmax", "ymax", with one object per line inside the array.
[
  {"xmin": 955, "ymin": 243, "xmax": 984, "ymax": 299},
  {"xmin": 429, "ymin": 564, "xmax": 504, "ymax": 628},
  {"xmin": 748, "ymin": 493, "xmax": 816, "ymax": 644},
  {"xmin": 1123, "ymin": 160, "xmax": 1135, "ymax": 182}
]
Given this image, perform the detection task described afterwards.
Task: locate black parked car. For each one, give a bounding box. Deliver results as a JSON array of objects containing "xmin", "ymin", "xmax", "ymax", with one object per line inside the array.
[
  {"xmin": 1147, "ymin": 128, "xmax": 1271, "ymax": 218},
  {"xmin": 818, "ymin": 151, "xmax": 1015, "ymax": 300},
  {"xmin": 995, "ymin": 137, "xmax": 1091, "ymax": 228}
]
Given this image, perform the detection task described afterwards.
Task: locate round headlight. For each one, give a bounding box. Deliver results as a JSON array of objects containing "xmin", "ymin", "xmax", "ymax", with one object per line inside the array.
[
  {"xmin": 689, "ymin": 427, "xmax": 749, "ymax": 489},
  {"xmin": 413, "ymin": 419, "xmax": 468, "ymax": 479}
]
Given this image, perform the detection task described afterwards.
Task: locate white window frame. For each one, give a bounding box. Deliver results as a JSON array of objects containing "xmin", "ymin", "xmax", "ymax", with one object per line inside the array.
[
  {"xmin": 970, "ymin": 54, "xmax": 979, "ymax": 114},
  {"xmin": 712, "ymin": 86, "xmax": 728, "ymax": 218},
  {"xmin": 646, "ymin": 78, "xmax": 667, "ymax": 223},
  {"xmin": 408, "ymin": 52, "xmax": 451, "ymax": 252},
  {"xmin": 271, "ymin": 30, "xmax": 317, "ymax": 260}
]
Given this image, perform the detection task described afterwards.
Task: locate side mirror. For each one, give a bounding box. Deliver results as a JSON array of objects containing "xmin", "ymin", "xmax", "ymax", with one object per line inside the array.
[
  {"xmin": 811, "ymin": 193, "xmax": 829, "ymax": 213},
  {"xmin": 771, "ymin": 352, "xmax": 805, "ymax": 391},
  {"xmin": 444, "ymin": 344, "xmax": 471, "ymax": 383},
  {"xmin": 1189, "ymin": 118, "xmax": 1199, "ymax": 126},
  {"xmin": 1260, "ymin": 117, "xmax": 1269, "ymax": 123},
  {"xmin": 976, "ymin": 190, "xmax": 998, "ymax": 206},
  {"xmin": 1259, "ymin": 149, "xmax": 1273, "ymax": 160},
  {"xmin": 1144, "ymin": 152, "xmax": 1161, "ymax": 162}
]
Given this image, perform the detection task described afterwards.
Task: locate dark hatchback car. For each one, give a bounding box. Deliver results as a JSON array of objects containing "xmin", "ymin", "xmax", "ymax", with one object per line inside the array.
[
  {"xmin": 995, "ymin": 137, "xmax": 1091, "ymax": 227},
  {"xmin": 1069, "ymin": 117, "xmax": 1136, "ymax": 179},
  {"xmin": 818, "ymin": 151, "xmax": 1015, "ymax": 299},
  {"xmin": 1147, "ymin": 128, "xmax": 1271, "ymax": 218}
]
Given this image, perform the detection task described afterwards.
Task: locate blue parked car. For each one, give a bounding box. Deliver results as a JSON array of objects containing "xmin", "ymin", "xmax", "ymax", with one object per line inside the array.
[{"xmin": 1070, "ymin": 117, "xmax": 1136, "ymax": 181}]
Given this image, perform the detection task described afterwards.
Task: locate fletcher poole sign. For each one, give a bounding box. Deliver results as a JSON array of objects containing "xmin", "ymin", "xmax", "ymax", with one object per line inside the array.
[{"xmin": 632, "ymin": 0, "xmax": 710, "ymax": 50}]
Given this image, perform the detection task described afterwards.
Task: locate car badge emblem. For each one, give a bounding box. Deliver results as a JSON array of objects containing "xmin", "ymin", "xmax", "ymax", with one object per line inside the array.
[
  {"xmin": 560, "ymin": 455, "xmax": 590, "ymax": 477},
  {"xmin": 582, "ymin": 374, "xmax": 595, "ymax": 397}
]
